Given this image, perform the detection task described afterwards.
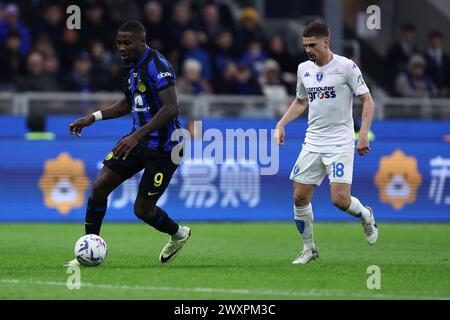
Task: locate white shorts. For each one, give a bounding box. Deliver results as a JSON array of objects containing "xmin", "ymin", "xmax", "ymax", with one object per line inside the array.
[{"xmin": 290, "ymin": 149, "xmax": 354, "ymax": 186}]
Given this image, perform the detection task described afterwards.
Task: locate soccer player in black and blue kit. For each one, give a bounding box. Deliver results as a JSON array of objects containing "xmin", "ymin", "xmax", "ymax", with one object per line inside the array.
[{"xmin": 65, "ymin": 20, "xmax": 190, "ymax": 266}]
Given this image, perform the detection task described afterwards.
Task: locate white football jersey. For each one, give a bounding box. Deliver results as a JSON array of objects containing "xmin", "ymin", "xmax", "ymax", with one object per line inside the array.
[{"xmin": 296, "ymin": 53, "xmax": 369, "ymax": 153}]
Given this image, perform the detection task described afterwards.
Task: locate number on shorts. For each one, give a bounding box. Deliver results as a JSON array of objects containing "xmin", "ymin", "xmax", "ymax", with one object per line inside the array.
[
  {"xmin": 154, "ymin": 172, "xmax": 164, "ymax": 187},
  {"xmin": 333, "ymin": 162, "xmax": 344, "ymax": 178}
]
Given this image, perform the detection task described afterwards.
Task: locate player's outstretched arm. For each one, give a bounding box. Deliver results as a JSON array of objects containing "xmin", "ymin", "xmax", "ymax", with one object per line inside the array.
[
  {"xmin": 99, "ymin": 97, "xmax": 131, "ymax": 120},
  {"xmin": 112, "ymin": 86, "xmax": 178, "ymax": 160},
  {"xmin": 274, "ymin": 98, "xmax": 308, "ymax": 145},
  {"xmin": 356, "ymin": 92, "xmax": 375, "ymax": 156},
  {"xmin": 69, "ymin": 97, "xmax": 130, "ymax": 137}
]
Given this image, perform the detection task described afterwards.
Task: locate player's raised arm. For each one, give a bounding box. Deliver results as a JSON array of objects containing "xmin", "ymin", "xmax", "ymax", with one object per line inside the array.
[
  {"xmin": 356, "ymin": 92, "xmax": 375, "ymax": 156},
  {"xmin": 274, "ymin": 97, "xmax": 309, "ymax": 145},
  {"xmin": 68, "ymin": 97, "xmax": 131, "ymax": 137}
]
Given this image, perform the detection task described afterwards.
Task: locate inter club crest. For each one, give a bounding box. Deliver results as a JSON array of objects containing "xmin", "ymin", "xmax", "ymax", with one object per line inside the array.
[{"xmin": 316, "ymin": 71, "xmax": 324, "ymax": 83}]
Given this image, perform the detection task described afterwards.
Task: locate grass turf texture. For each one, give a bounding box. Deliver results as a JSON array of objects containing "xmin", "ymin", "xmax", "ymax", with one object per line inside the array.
[{"xmin": 0, "ymin": 223, "xmax": 449, "ymax": 300}]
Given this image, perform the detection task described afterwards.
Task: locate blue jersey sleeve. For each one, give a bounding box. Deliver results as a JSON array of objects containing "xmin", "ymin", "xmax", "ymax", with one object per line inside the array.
[{"xmin": 147, "ymin": 53, "xmax": 176, "ymax": 91}]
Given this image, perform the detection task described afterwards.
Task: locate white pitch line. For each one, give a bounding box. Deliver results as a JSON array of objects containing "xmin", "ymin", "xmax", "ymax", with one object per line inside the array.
[{"xmin": 0, "ymin": 279, "xmax": 448, "ymax": 300}]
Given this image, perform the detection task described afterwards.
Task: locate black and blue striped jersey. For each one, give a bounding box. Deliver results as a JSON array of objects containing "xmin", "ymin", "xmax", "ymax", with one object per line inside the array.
[{"xmin": 124, "ymin": 47, "xmax": 182, "ymax": 151}]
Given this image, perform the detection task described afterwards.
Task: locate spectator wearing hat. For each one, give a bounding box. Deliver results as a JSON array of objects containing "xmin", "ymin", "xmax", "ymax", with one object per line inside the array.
[
  {"xmin": 235, "ymin": 7, "xmax": 266, "ymax": 52},
  {"xmin": 395, "ymin": 54, "xmax": 437, "ymax": 97},
  {"xmin": 0, "ymin": 3, "xmax": 31, "ymax": 55},
  {"xmin": 425, "ymin": 30, "xmax": 450, "ymax": 97}
]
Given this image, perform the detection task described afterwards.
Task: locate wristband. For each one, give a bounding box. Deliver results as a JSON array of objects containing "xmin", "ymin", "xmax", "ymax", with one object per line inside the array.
[{"xmin": 92, "ymin": 111, "xmax": 103, "ymax": 121}]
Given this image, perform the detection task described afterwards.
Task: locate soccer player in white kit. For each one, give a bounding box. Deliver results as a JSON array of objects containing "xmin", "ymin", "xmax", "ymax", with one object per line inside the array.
[{"xmin": 274, "ymin": 21, "xmax": 378, "ymax": 264}]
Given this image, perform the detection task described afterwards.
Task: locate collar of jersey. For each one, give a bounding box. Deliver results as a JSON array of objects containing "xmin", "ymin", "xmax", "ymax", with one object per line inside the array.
[
  {"xmin": 314, "ymin": 53, "xmax": 335, "ymax": 69},
  {"xmin": 133, "ymin": 46, "xmax": 151, "ymax": 69}
]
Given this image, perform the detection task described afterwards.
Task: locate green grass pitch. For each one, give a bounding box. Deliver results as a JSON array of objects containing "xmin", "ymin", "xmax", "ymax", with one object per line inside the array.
[{"xmin": 0, "ymin": 222, "xmax": 449, "ymax": 300}]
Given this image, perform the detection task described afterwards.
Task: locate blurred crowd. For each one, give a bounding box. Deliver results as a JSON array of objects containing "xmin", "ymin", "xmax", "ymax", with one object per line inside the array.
[
  {"xmin": 0, "ymin": 0, "xmax": 304, "ymax": 117},
  {"xmin": 385, "ymin": 24, "xmax": 450, "ymax": 98},
  {"xmin": 0, "ymin": 0, "xmax": 449, "ymax": 110}
]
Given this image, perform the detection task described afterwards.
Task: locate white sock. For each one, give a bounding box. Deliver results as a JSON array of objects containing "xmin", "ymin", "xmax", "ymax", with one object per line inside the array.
[
  {"xmin": 294, "ymin": 203, "xmax": 315, "ymax": 251},
  {"xmin": 346, "ymin": 196, "xmax": 371, "ymax": 222},
  {"xmin": 171, "ymin": 226, "xmax": 187, "ymax": 240}
]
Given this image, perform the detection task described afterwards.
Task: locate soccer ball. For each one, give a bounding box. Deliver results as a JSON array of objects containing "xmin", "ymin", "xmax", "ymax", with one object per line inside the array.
[{"xmin": 74, "ymin": 234, "xmax": 108, "ymax": 266}]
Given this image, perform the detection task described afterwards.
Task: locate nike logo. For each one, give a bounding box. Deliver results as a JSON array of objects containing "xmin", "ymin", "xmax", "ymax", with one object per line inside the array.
[
  {"xmin": 148, "ymin": 191, "xmax": 159, "ymax": 196},
  {"xmin": 160, "ymin": 248, "xmax": 181, "ymax": 263}
]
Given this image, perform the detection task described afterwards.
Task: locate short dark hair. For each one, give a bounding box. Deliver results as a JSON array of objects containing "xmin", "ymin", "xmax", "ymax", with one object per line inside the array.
[
  {"xmin": 302, "ymin": 20, "xmax": 330, "ymax": 38},
  {"xmin": 118, "ymin": 20, "xmax": 146, "ymax": 35}
]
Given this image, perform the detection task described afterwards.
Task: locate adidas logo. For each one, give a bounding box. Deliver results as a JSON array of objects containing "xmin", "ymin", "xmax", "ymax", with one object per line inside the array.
[{"xmin": 304, "ymin": 72, "xmax": 311, "ymax": 77}]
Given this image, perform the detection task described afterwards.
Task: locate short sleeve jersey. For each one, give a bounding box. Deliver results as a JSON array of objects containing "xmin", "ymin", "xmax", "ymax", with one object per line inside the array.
[
  {"xmin": 296, "ymin": 54, "xmax": 369, "ymax": 153},
  {"xmin": 125, "ymin": 47, "xmax": 182, "ymax": 151}
]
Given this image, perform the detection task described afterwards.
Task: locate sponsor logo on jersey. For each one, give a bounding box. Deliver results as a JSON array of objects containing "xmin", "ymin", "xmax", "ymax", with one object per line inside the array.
[
  {"xmin": 138, "ymin": 80, "xmax": 146, "ymax": 92},
  {"xmin": 316, "ymin": 71, "xmax": 324, "ymax": 82},
  {"xmin": 157, "ymin": 71, "xmax": 172, "ymax": 79},
  {"xmin": 306, "ymin": 86, "xmax": 336, "ymax": 102},
  {"xmin": 132, "ymin": 93, "xmax": 148, "ymax": 112},
  {"xmin": 304, "ymin": 72, "xmax": 311, "ymax": 78}
]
